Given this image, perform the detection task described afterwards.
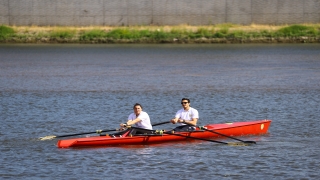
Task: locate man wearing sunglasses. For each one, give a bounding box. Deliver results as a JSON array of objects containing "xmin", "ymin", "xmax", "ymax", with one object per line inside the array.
[{"xmin": 170, "ymin": 98, "xmax": 199, "ymax": 131}]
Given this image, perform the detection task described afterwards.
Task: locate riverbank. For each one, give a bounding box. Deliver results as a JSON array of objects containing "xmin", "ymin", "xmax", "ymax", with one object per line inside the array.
[{"xmin": 1, "ymin": 24, "xmax": 319, "ymax": 43}]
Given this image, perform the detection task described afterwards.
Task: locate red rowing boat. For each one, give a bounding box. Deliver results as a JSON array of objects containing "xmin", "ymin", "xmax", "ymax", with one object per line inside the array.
[{"xmin": 57, "ymin": 119, "xmax": 271, "ymax": 148}]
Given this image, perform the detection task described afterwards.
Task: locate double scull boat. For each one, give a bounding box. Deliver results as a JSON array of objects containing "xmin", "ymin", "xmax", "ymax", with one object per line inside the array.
[{"xmin": 57, "ymin": 119, "xmax": 271, "ymax": 148}]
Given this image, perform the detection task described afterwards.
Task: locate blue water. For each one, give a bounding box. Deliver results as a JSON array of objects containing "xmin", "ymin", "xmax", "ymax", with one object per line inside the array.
[{"xmin": 0, "ymin": 44, "xmax": 319, "ymax": 179}]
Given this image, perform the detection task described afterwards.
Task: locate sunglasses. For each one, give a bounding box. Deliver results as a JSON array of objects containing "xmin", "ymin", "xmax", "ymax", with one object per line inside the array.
[{"xmin": 181, "ymin": 102, "xmax": 189, "ymax": 104}]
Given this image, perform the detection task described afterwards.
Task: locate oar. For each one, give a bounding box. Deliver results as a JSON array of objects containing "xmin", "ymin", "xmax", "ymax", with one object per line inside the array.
[
  {"xmin": 39, "ymin": 128, "xmax": 119, "ymax": 140},
  {"xmin": 163, "ymin": 131, "xmax": 249, "ymax": 146},
  {"xmin": 123, "ymin": 121, "xmax": 171, "ymax": 128},
  {"xmin": 40, "ymin": 121, "xmax": 171, "ymax": 140},
  {"xmin": 179, "ymin": 120, "xmax": 256, "ymax": 145},
  {"xmin": 199, "ymin": 126, "xmax": 256, "ymax": 144},
  {"xmin": 152, "ymin": 121, "xmax": 171, "ymax": 126},
  {"xmin": 125, "ymin": 126, "xmax": 250, "ymax": 146}
]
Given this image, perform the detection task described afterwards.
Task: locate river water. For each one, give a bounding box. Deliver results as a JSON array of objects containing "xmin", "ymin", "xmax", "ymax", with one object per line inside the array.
[{"xmin": 0, "ymin": 44, "xmax": 319, "ymax": 179}]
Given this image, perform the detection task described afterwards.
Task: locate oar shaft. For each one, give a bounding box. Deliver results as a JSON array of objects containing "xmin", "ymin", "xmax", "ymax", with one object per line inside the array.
[
  {"xmin": 60, "ymin": 120, "xmax": 169, "ymax": 138},
  {"xmin": 55, "ymin": 131, "xmax": 96, "ymax": 138},
  {"xmin": 130, "ymin": 126, "xmax": 227, "ymax": 144},
  {"xmin": 127, "ymin": 127, "xmax": 247, "ymax": 146},
  {"xmin": 176, "ymin": 120, "xmax": 255, "ymax": 144},
  {"xmin": 41, "ymin": 121, "xmax": 170, "ymax": 140},
  {"xmin": 55, "ymin": 129, "xmax": 118, "ymax": 138},
  {"xmin": 202, "ymin": 128, "xmax": 246, "ymax": 142},
  {"xmin": 152, "ymin": 121, "xmax": 171, "ymax": 126},
  {"xmin": 164, "ymin": 132, "xmax": 228, "ymax": 144}
]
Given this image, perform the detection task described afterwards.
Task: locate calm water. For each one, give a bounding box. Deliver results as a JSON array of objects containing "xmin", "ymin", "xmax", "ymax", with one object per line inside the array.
[{"xmin": 0, "ymin": 44, "xmax": 320, "ymax": 179}]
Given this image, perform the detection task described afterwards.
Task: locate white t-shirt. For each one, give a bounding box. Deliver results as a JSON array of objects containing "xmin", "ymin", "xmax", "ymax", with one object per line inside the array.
[
  {"xmin": 128, "ymin": 111, "xmax": 152, "ymax": 130},
  {"xmin": 175, "ymin": 107, "xmax": 199, "ymax": 124}
]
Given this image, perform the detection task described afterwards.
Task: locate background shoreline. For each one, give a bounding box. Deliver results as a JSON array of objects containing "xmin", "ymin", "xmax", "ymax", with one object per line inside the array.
[{"xmin": 1, "ymin": 24, "xmax": 320, "ymax": 44}]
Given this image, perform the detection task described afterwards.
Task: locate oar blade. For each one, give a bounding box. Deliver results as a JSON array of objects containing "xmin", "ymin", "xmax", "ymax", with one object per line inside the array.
[
  {"xmin": 227, "ymin": 142, "xmax": 249, "ymax": 146},
  {"xmin": 39, "ymin": 135, "xmax": 57, "ymax": 141},
  {"xmin": 244, "ymin": 141, "xmax": 256, "ymax": 144},
  {"xmin": 227, "ymin": 142, "xmax": 256, "ymax": 146}
]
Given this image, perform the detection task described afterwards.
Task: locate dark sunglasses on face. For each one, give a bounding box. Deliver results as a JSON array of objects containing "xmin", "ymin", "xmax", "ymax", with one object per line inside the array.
[{"xmin": 181, "ymin": 102, "xmax": 188, "ymax": 104}]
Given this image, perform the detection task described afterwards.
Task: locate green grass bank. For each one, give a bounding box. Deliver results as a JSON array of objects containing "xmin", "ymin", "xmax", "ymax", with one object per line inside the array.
[{"xmin": 1, "ymin": 24, "xmax": 320, "ymax": 43}]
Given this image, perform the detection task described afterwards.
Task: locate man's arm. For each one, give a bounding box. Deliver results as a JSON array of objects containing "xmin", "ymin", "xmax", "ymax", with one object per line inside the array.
[
  {"xmin": 126, "ymin": 118, "xmax": 141, "ymax": 126},
  {"xmin": 120, "ymin": 116, "xmax": 142, "ymax": 127},
  {"xmin": 178, "ymin": 118, "xmax": 198, "ymax": 126}
]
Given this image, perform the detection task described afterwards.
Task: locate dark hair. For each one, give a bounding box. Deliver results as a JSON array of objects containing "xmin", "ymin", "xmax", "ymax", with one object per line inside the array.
[
  {"xmin": 133, "ymin": 103, "xmax": 143, "ymax": 109},
  {"xmin": 181, "ymin": 98, "xmax": 190, "ymax": 103}
]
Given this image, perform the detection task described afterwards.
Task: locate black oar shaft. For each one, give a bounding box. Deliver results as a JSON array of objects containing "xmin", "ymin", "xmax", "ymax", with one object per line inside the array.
[
  {"xmin": 56, "ymin": 132, "xmax": 96, "ymax": 138},
  {"xmin": 152, "ymin": 121, "xmax": 171, "ymax": 126},
  {"xmin": 55, "ymin": 129, "xmax": 117, "ymax": 138},
  {"xmin": 201, "ymin": 127, "xmax": 256, "ymax": 144},
  {"xmin": 164, "ymin": 132, "xmax": 228, "ymax": 144},
  {"xmin": 130, "ymin": 126, "xmax": 227, "ymax": 144},
  {"xmin": 172, "ymin": 120, "xmax": 255, "ymax": 144},
  {"xmin": 41, "ymin": 121, "xmax": 171, "ymax": 140},
  {"xmin": 204, "ymin": 128, "xmax": 244, "ymax": 142},
  {"xmin": 126, "ymin": 127, "xmax": 249, "ymax": 146}
]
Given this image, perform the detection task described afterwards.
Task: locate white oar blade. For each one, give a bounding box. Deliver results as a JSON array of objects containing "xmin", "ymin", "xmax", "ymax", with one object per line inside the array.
[{"xmin": 39, "ymin": 135, "xmax": 56, "ymax": 141}]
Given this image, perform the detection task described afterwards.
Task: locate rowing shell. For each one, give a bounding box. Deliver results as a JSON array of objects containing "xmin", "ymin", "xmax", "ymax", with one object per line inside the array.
[{"xmin": 57, "ymin": 119, "xmax": 271, "ymax": 148}]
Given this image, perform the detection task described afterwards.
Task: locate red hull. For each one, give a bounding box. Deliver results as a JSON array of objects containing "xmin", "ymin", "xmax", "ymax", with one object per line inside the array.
[{"xmin": 57, "ymin": 120, "xmax": 271, "ymax": 148}]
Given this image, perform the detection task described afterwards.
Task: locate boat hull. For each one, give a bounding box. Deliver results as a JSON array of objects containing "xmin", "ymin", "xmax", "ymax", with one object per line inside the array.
[{"xmin": 57, "ymin": 119, "xmax": 271, "ymax": 148}]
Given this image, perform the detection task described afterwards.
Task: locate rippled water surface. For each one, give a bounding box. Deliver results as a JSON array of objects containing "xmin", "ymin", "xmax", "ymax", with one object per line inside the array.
[{"xmin": 1, "ymin": 44, "xmax": 320, "ymax": 179}]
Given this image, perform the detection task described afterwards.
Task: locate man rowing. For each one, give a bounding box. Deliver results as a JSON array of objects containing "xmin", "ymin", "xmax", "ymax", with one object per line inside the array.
[
  {"xmin": 170, "ymin": 98, "xmax": 199, "ymax": 131},
  {"xmin": 118, "ymin": 103, "xmax": 153, "ymax": 135},
  {"xmin": 120, "ymin": 103, "xmax": 152, "ymax": 130}
]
